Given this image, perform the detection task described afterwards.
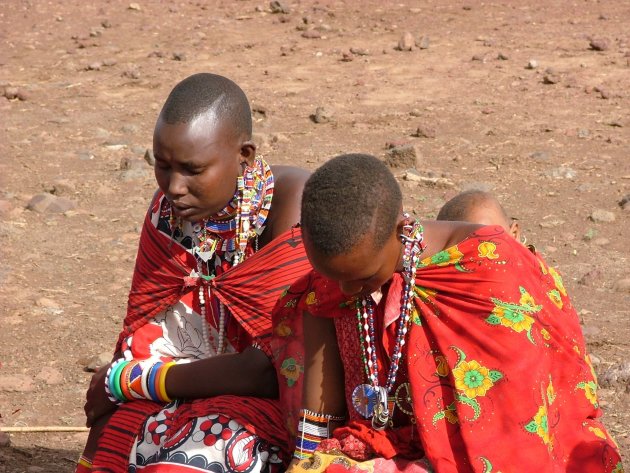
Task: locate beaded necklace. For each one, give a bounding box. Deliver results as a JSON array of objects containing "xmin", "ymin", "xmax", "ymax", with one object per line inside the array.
[
  {"xmin": 352, "ymin": 217, "xmax": 425, "ymax": 430},
  {"xmin": 172, "ymin": 157, "xmax": 274, "ymax": 355}
]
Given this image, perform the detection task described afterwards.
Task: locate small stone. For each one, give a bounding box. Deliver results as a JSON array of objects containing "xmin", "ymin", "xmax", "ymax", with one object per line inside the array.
[
  {"xmin": 577, "ymin": 128, "xmax": 590, "ymax": 138},
  {"xmin": 36, "ymin": 366, "xmax": 63, "ymax": 385},
  {"xmin": 36, "ymin": 297, "xmax": 61, "ymax": 309},
  {"xmin": 0, "ymin": 431, "xmax": 10, "ymax": 447},
  {"xmin": 301, "ymin": 30, "xmax": 321, "ymax": 39},
  {"xmin": 497, "ymin": 52, "xmax": 509, "ymax": 60},
  {"xmin": 311, "ymin": 106, "xmax": 334, "ymax": 124},
  {"xmin": 594, "ymin": 85, "xmax": 610, "ymax": 99},
  {"xmin": 543, "ymin": 69, "xmax": 560, "ymax": 84},
  {"xmin": 87, "ymin": 62, "xmax": 102, "ymax": 71},
  {"xmin": 581, "ymin": 325, "xmax": 601, "ymax": 338},
  {"xmin": 403, "ymin": 169, "xmax": 423, "ymax": 182},
  {"xmin": 619, "ymin": 194, "xmax": 630, "ymax": 210},
  {"xmin": 526, "ymin": 59, "xmax": 538, "ymax": 69},
  {"xmin": 143, "ymin": 148, "xmax": 155, "ymax": 166},
  {"xmin": 49, "ymin": 178, "xmax": 76, "ymax": 196},
  {"xmin": 341, "ymin": 52, "xmax": 353, "ymax": 62},
  {"xmin": 412, "ymin": 125, "xmax": 436, "ymax": 139},
  {"xmin": 172, "ymin": 51, "xmax": 187, "ymax": 61},
  {"xmin": 589, "ymin": 354, "xmax": 602, "ymax": 366},
  {"xmin": 384, "ymin": 144, "xmax": 420, "ymax": 170},
  {"xmin": 529, "ymin": 151, "xmax": 550, "ymax": 162},
  {"xmin": 0, "ymin": 199, "xmax": 12, "ymax": 216},
  {"xmin": 120, "ymin": 155, "xmax": 148, "ymax": 171},
  {"xmin": 349, "ymin": 47, "xmax": 369, "ymax": 56},
  {"xmin": 103, "ymin": 58, "xmax": 117, "ymax": 67},
  {"xmin": 128, "ymin": 2, "xmax": 141, "ymax": 11},
  {"xmin": 471, "ymin": 53, "xmax": 486, "ymax": 62},
  {"xmin": 121, "ymin": 124, "xmax": 139, "ymax": 134},
  {"xmin": 545, "ymin": 166, "xmax": 576, "ymax": 179},
  {"xmin": 598, "ymin": 361, "xmax": 630, "ymax": 388},
  {"xmin": 4, "ymin": 86, "xmax": 19, "ymax": 99},
  {"xmin": 101, "ymin": 19, "xmax": 112, "ymax": 28},
  {"xmin": 26, "ymin": 193, "xmax": 77, "ymax": 213},
  {"xmin": 593, "ymin": 237, "xmax": 610, "ymax": 247},
  {"xmin": 612, "ymin": 278, "xmax": 630, "ymax": 294},
  {"xmin": 416, "ymin": 36, "xmax": 430, "ymax": 50},
  {"xmin": 82, "ymin": 352, "xmax": 112, "ymax": 372},
  {"xmin": 589, "ymin": 209, "xmax": 615, "ymax": 223},
  {"xmin": 397, "ymin": 32, "xmax": 415, "ymax": 51},
  {"xmin": 589, "ymin": 38, "xmax": 609, "ymax": 51},
  {"xmin": 0, "ymin": 374, "xmax": 35, "ymax": 392},
  {"xmin": 269, "ymin": 0, "xmax": 289, "ymax": 14},
  {"xmin": 120, "ymin": 168, "xmax": 149, "ymax": 181},
  {"xmin": 577, "ymin": 268, "xmax": 602, "ymax": 286}
]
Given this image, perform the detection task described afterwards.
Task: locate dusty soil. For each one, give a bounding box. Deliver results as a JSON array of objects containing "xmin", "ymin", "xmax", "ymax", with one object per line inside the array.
[{"xmin": 1, "ymin": 0, "xmax": 628, "ymax": 471}]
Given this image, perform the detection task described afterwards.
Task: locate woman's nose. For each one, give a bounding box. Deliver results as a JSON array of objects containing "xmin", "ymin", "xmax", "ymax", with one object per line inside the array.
[{"xmin": 168, "ymin": 171, "xmax": 187, "ymax": 198}]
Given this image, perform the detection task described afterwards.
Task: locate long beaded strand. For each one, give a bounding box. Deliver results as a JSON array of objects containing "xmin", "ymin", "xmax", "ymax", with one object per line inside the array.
[{"xmin": 353, "ymin": 219, "xmax": 425, "ymax": 429}]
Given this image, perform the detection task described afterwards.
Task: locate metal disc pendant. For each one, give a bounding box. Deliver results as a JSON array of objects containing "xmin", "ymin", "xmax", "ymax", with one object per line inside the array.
[{"xmin": 352, "ymin": 384, "xmax": 377, "ymax": 418}]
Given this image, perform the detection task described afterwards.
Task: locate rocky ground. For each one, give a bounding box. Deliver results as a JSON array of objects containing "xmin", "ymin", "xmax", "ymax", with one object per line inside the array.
[{"xmin": 0, "ymin": 0, "xmax": 628, "ymax": 471}]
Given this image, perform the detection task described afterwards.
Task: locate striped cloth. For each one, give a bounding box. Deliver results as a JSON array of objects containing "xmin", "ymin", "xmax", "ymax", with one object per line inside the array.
[{"xmin": 92, "ymin": 195, "xmax": 311, "ymax": 472}]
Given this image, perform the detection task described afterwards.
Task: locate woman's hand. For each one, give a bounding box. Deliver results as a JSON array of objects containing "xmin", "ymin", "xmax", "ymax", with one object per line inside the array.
[{"xmin": 84, "ymin": 363, "xmax": 118, "ymax": 427}]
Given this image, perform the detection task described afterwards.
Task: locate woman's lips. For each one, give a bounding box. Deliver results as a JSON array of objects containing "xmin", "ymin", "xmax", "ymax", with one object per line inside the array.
[{"xmin": 171, "ymin": 204, "xmax": 196, "ymax": 218}]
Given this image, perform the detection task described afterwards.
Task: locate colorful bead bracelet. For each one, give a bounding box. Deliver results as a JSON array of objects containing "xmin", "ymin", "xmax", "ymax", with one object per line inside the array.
[{"xmin": 105, "ymin": 358, "xmax": 175, "ymax": 403}]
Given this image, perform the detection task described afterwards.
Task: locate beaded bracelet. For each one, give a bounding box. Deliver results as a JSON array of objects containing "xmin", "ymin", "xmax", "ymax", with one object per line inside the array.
[
  {"xmin": 104, "ymin": 359, "xmax": 124, "ymax": 405},
  {"xmin": 105, "ymin": 358, "xmax": 176, "ymax": 403},
  {"xmin": 294, "ymin": 409, "xmax": 345, "ymax": 460}
]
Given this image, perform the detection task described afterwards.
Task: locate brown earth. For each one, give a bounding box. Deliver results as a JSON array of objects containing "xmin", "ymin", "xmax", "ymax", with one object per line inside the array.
[{"xmin": 0, "ymin": 0, "xmax": 629, "ymax": 471}]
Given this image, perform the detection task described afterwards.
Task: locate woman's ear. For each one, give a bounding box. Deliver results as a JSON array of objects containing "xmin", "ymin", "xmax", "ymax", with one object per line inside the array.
[
  {"xmin": 396, "ymin": 213, "xmax": 408, "ymax": 240},
  {"xmin": 509, "ymin": 221, "xmax": 521, "ymax": 242},
  {"xmin": 239, "ymin": 140, "xmax": 257, "ymax": 166}
]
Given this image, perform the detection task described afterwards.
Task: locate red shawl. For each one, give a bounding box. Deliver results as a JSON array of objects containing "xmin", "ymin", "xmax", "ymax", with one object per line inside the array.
[
  {"xmin": 272, "ymin": 226, "xmax": 622, "ymax": 473},
  {"xmin": 92, "ymin": 199, "xmax": 311, "ymax": 472}
]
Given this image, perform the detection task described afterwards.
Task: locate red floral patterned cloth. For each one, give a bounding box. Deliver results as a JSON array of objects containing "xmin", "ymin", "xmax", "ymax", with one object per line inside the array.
[{"xmin": 272, "ymin": 225, "xmax": 623, "ymax": 473}]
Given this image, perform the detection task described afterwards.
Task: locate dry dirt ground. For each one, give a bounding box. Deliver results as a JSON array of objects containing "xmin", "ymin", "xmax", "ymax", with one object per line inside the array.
[{"xmin": 1, "ymin": 0, "xmax": 629, "ymax": 471}]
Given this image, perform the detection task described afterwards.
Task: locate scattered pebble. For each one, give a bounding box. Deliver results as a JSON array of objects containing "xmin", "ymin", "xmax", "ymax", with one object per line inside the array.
[
  {"xmin": 26, "ymin": 193, "xmax": 77, "ymax": 214},
  {"xmin": 172, "ymin": 51, "xmax": 187, "ymax": 61},
  {"xmin": 619, "ymin": 194, "xmax": 630, "ymax": 210},
  {"xmin": 0, "ymin": 374, "xmax": 35, "ymax": 392},
  {"xmin": 612, "ymin": 278, "xmax": 630, "ymax": 294},
  {"xmin": 593, "ymin": 237, "xmax": 610, "ymax": 246},
  {"xmin": 545, "ymin": 166, "xmax": 576, "ymax": 179},
  {"xmin": 86, "ymin": 61, "xmax": 102, "ymax": 71},
  {"xmin": 589, "ymin": 209, "xmax": 615, "ymax": 223},
  {"xmin": 82, "ymin": 352, "xmax": 112, "ymax": 372},
  {"xmin": 577, "ymin": 128, "xmax": 590, "ymax": 139},
  {"xmin": 529, "ymin": 151, "xmax": 550, "ymax": 162},
  {"xmin": 598, "ymin": 361, "xmax": 630, "ymax": 388},
  {"xmin": 397, "ymin": 32, "xmax": 415, "ymax": 51},
  {"xmin": 543, "ymin": 68, "xmax": 560, "ymax": 84},
  {"xmin": 416, "ymin": 36, "xmax": 430, "ymax": 50},
  {"xmin": 526, "ymin": 59, "xmax": 538, "ymax": 69},
  {"xmin": 594, "ymin": 85, "xmax": 610, "ymax": 99},
  {"xmin": 128, "ymin": 3, "xmax": 141, "ymax": 11},
  {"xmin": 301, "ymin": 30, "xmax": 321, "ymax": 39},
  {"xmin": 497, "ymin": 52, "xmax": 509, "ymax": 60},
  {"xmin": 36, "ymin": 366, "xmax": 64, "ymax": 385},
  {"xmin": 349, "ymin": 47, "xmax": 369, "ymax": 56},
  {"xmin": 581, "ymin": 325, "xmax": 601, "ymax": 337},
  {"xmin": 589, "ymin": 38, "xmax": 609, "ymax": 51},
  {"xmin": 143, "ymin": 148, "xmax": 155, "ymax": 166},
  {"xmin": 412, "ymin": 124, "xmax": 436, "ymax": 139},
  {"xmin": 385, "ymin": 144, "xmax": 420, "ymax": 170},
  {"xmin": 269, "ymin": 0, "xmax": 290, "ymax": 14},
  {"xmin": 311, "ymin": 106, "xmax": 334, "ymax": 124},
  {"xmin": 3, "ymin": 86, "xmax": 27, "ymax": 101},
  {"xmin": 577, "ymin": 268, "xmax": 602, "ymax": 286},
  {"xmin": 471, "ymin": 53, "xmax": 486, "ymax": 62}
]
